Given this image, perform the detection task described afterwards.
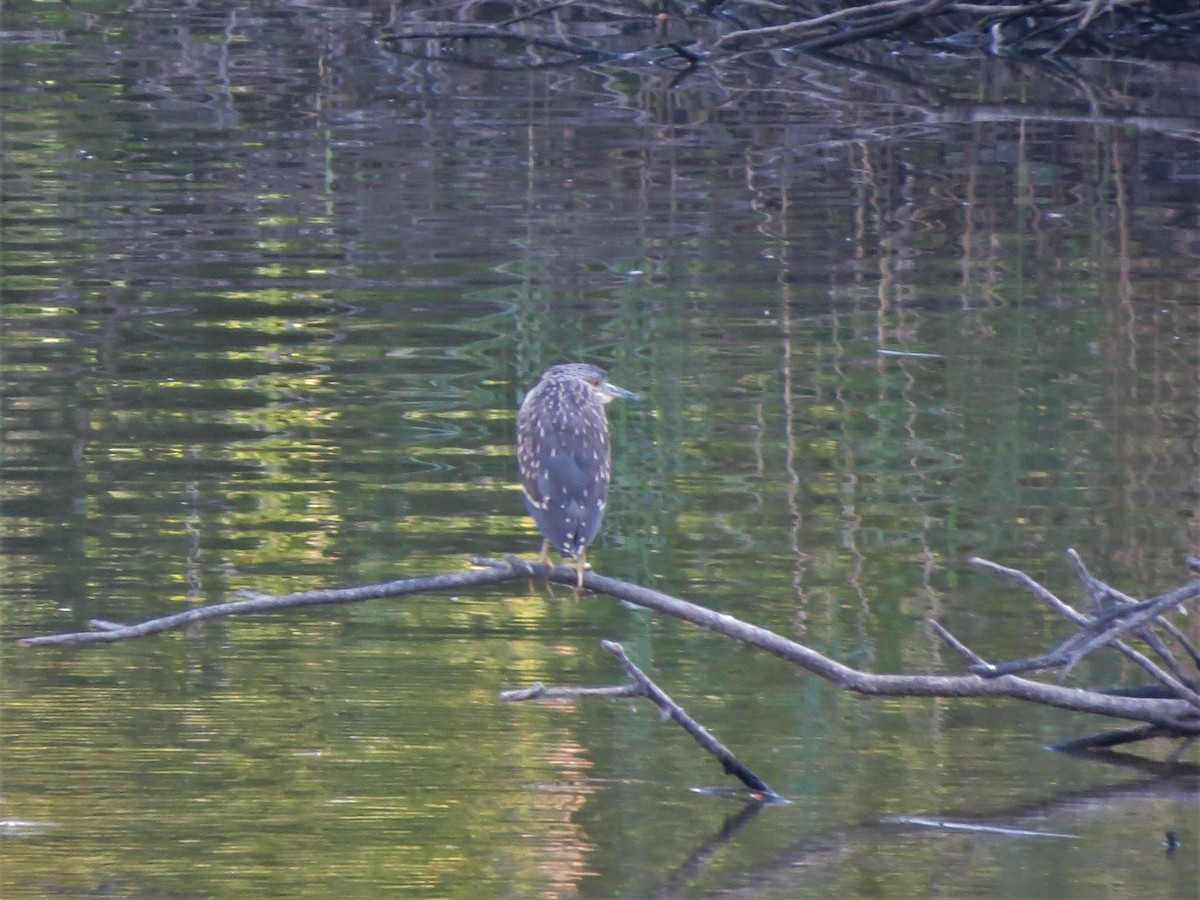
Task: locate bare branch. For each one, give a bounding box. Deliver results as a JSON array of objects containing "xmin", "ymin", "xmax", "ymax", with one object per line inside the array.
[
  {"xmin": 712, "ymin": 0, "xmax": 928, "ymax": 50},
  {"xmin": 18, "ymin": 555, "xmax": 1200, "ymax": 740},
  {"xmin": 967, "ymin": 556, "xmax": 1078, "ymax": 618},
  {"xmin": 1065, "ymin": 547, "xmax": 1137, "ymax": 609},
  {"xmin": 16, "ymin": 563, "xmax": 524, "ymax": 647},
  {"xmin": 1066, "ymin": 547, "xmax": 1200, "ymax": 670},
  {"xmin": 601, "ymin": 640, "xmax": 783, "ymax": 801},
  {"xmin": 967, "ymin": 555, "xmax": 1200, "ymax": 710},
  {"xmin": 1067, "ymin": 581, "xmax": 1200, "ymax": 659}
]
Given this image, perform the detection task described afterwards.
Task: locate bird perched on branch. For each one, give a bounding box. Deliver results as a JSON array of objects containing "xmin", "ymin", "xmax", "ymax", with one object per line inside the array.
[{"xmin": 517, "ymin": 363, "xmax": 637, "ymax": 588}]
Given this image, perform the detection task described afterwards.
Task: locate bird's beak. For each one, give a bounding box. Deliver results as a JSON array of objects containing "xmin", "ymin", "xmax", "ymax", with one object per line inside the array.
[{"xmin": 599, "ymin": 380, "xmax": 639, "ymax": 404}]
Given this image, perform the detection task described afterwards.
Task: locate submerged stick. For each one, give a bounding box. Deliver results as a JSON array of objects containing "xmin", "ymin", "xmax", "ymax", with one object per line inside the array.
[
  {"xmin": 498, "ymin": 682, "xmax": 641, "ymax": 702},
  {"xmin": 880, "ymin": 816, "xmax": 1078, "ymax": 839}
]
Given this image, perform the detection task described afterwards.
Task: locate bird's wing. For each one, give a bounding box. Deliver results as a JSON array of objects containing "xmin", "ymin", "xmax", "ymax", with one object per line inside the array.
[{"xmin": 519, "ymin": 409, "xmax": 611, "ymax": 510}]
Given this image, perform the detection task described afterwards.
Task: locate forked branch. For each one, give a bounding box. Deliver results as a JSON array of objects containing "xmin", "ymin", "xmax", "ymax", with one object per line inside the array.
[{"xmin": 501, "ymin": 640, "xmax": 783, "ymax": 800}]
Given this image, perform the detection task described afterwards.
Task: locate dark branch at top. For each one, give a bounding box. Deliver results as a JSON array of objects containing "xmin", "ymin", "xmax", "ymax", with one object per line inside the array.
[{"xmin": 377, "ymin": 0, "xmax": 1200, "ymax": 67}]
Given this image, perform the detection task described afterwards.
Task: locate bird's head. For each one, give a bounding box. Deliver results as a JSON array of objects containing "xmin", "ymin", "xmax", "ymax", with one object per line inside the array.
[{"xmin": 543, "ymin": 363, "xmax": 639, "ymax": 405}]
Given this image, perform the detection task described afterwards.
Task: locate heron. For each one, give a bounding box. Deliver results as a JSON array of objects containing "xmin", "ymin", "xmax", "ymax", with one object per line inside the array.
[{"xmin": 517, "ymin": 363, "xmax": 636, "ymax": 588}]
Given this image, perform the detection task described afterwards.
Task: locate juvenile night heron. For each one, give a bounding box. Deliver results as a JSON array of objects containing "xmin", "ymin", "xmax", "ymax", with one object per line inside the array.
[{"xmin": 517, "ymin": 363, "xmax": 636, "ymax": 587}]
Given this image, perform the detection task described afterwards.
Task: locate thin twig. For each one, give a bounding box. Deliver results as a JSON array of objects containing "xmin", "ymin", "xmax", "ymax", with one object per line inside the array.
[
  {"xmin": 967, "ymin": 556, "xmax": 1078, "ymax": 617},
  {"xmin": 498, "ymin": 681, "xmax": 642, "ymax": 701},
  {"xmin": 926, "ymin": 618, "xmax": 989, "ymax": 667},
  {"xmin": 712, "ymin": 0, "xmax": 929, "ymax": 51}
]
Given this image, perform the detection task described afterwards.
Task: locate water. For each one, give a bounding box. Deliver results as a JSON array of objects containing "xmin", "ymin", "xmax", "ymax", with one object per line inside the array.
[{"xmin": 2, "ymin": 3, "xmax": 1198, "ymax": 897}]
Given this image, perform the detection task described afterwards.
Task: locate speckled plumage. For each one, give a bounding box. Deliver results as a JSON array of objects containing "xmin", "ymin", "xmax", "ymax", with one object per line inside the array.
[{"xmin": 517, "ymin": 363, "xmax": 634, "ymax": 585}]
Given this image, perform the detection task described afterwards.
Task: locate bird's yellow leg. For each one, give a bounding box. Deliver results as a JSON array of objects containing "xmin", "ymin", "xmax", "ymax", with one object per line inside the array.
[
  {"xmin": 574, "ymin": 551, "xmax": 586, "ymax": 595},
  {"xmin": 527, "ymin": 540, "xmax": 554, "ymax": 595},
  {"xmin": 537, "ymin": 540, "xmax": 563, "ymax": 595}
]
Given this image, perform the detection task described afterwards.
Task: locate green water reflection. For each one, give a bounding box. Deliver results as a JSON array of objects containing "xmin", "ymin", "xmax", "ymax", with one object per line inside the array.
[{"xmin": 2, "ymin": 3, "xmax": 1198, "ymax": 897}]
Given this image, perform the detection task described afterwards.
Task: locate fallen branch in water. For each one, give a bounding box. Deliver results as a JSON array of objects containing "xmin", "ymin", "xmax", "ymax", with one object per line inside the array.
[
  {"xmin": 17, "ymin": 553, "xmax": 1200, "ymax": 750},
  {"xmin": 503, "ymin": 640, "xmax": 784, "ymax": 801}
]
